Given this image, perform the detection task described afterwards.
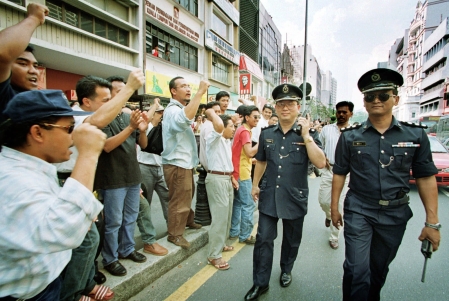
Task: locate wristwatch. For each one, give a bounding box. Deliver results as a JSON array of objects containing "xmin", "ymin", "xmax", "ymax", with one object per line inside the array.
[
  {"xmin": 425, "ymin": 222, "xmax": 442, "ymax": 230},
  {"xmin": 303, "ymin": 135, "xmax": 314, "ymax": 144}
]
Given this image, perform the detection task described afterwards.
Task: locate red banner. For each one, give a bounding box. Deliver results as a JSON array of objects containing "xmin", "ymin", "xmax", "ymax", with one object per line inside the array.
[{"xmin": 240, "ymin": 73, "xmax": 251, "ymax": 95}]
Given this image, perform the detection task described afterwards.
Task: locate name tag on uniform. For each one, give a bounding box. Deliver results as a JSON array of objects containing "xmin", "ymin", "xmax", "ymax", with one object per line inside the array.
[
  {"xmin": 265, "ymin": 139, "xmax": 274, "ymax": 143},
  {"xmin": 392, "ymin": 142, "xmax": 420, "ymax": 147},
  {"xmin": 353, "ymin": 141, "xmax": 366, "ymax": 146}
]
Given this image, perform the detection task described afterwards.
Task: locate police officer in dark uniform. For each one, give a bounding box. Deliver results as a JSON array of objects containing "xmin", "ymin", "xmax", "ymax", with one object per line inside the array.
[
  {"xmin": 331, "ymin": 68, "xmax": 441, "ymax": 301},
  {"xmin": 245, "ymin": 84, "xmax": 326, "ymax": 300}
]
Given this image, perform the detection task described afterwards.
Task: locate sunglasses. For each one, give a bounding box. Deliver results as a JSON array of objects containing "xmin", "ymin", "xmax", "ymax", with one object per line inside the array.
[
  {"xmin": 363, "ymin": 93, "xmax": 396, "ymax": 103},
  {"xmin": 251, "ymin": 115, "xmax": 261, "ymax": 120},
  {"xmin": 39, "ymin": 123, "xmax": 75, "ymax": 134}
]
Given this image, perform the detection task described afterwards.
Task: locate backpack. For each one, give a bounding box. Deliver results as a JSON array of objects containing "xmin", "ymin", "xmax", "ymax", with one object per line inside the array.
[{"xmin": 142, "ymin": 122, "xmax": 163, "ymax": 155}]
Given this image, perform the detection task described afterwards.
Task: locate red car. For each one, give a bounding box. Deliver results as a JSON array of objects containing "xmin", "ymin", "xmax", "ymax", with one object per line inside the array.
[{"xmin": 409, "ymin": 135, "xmax": 449, "ymax": 186}]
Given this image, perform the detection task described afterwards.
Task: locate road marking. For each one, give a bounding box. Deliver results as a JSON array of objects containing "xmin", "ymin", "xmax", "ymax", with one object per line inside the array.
[
  {"xmin": 440, "ymin": 187, "xmax": 449, "ymax": 198},
  {"xmin": 164, "ymin": 225, "xmax": 258, "ymax": 301}
]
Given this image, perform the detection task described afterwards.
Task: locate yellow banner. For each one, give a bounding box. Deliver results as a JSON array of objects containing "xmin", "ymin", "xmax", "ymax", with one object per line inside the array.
[{"xmin": 145, "ymin": 70, "xmax": 206, "ymax": 103}]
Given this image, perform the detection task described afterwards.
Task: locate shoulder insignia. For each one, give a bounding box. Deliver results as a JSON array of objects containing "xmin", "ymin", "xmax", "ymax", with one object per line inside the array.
[
  {"xmin": 309, "ymin": 128, "xmax": 316, "ymax": 133},
  {"xmin": 261, "ymin": 124, "xmax": 276, "ymax": 131},
  {"xmin": 340, "ymin": 124, "xmax": 362, "ymax": 132},
  {"xmin": 399, "ymin": 121, "xmax": 428, "ymax": 129}
]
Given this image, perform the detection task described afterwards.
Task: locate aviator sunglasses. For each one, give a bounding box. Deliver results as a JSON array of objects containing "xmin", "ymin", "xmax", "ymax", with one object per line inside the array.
[
  {"xmin": 363, "ymin": 93, "xmax": 396, "ymax": 103},
  {"xmin": 39, "ymin": 123, "xmax": 75, "ymax": 134}
]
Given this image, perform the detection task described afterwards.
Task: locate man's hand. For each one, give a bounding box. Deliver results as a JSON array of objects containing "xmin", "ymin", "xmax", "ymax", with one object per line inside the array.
[
  {"xmin": 198, "ymin": 80, "xmax": 210, "ymax": 95},
  {"xmin": 231, "ymin": 177, "xmax": 239, "ymax": 190},
  {"xmin": 297, "ymin": 114, "xmax": 311, "ymax": 137},
  {"xmin": 27, "ymin": 3, "xmax": 49, "ymax": 26},
  {"xmin": 419, "ymin": 227, "xmax": 441, "ymax": 251},
  {"xmin": 126, "ymin": 69, "xmax": 145, "ymax": 91},
  {"xmin": 138, "ymin": 111, "xmax": 149, "ymax": 132},
  {"xmin": 251, "ymin": 186, "xmax": 260, "ymax": 202},
  {"xmin": 73, "ymin": 123, "xmax": 106, "ymax": 157},
  {"xmin": 129, "ymin": 110, "xmax": 144, "ymax": 130},
  {"xmin": 331, "ymin": 207, "xmax": 343, "ymax": 229},
  {"xmin": 153, "ymin": 97, "xmax": 160, "ymax": 107}
]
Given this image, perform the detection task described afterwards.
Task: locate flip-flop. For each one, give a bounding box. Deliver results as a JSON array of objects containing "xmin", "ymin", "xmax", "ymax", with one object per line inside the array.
[
  {"xmin": 88, "ymin": 285, "xmax": 114, "ymax": 301},
  {"xmin": 208, "ymin": 258, "xmax": 230, "ymax": 270},
  {"xmin": 222, "ymin": 245, "xmax": 234, "ymax": 252}
]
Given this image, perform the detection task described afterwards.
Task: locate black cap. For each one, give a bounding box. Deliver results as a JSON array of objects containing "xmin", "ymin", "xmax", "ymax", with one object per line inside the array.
[
  {"xmin": 4, "ymin": 90, "xmax": 92, "ymax": 123},
  {"xmin": 272, "ymin": 84, "xmax": 303, "ymax": 103},
  {"xmin": 357, "ymin": 68, "xmax": 403, "ymax": 93}
]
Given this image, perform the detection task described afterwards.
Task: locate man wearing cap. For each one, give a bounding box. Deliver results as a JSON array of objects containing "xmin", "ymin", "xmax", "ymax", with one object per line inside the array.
[
  {"xmin": 136, "ymin": 99, "xmax": 169, "ymax": 256},
  {"xmin": 0, "ymin": 90, "xmax": 105, "ymax": 301},
  {"xmin": 331, "ymin": 68, "xmax": 440, "ymax": 300},
  {"xmin": 318, "ymin": 101, "xmax": 354, "ymax": 250},
  {"xmin": 246, "ymin": 84, "xmax": 326, "ymax": 300}
]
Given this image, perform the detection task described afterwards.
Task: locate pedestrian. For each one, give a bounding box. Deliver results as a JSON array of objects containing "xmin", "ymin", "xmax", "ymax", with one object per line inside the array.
[
  {"xmin": 245, "ymin": 84, "xmax": 326, "ymax": 300},
  {"xmin": 331, "ymin": 68, "xmax": 441, "ymax": 300},
  {"xmin": 229, "ymin": 105, "xmax": 260, "ymax": 245},
  {"xmin": 199, "ymin": 101, "xmax": 221, "ymax": 171},
  {"xmin": 0, "ymin": 90, "xmax": 105, "ymax": 301},
  {"xmin": 268, "ymin": 114, "xmax": 278, "ymax": 126},
  {"xmin": 96, "ymin": 76, "xmax": 149, "ymax": 277},
  {"xmin": 0, "ymin": 2, "xmax": 48, "ymax": 119},
  {"xmin": 204, "ymin": 109, "xmax": 238, "ymax": 270},
  {"xmin": 317, "ymin": 101, "xmax": 354, "ymax": 250},
  {"xmin": 136, "ymin": 99, "xmax": 169, "ymax": 257},
  {"xmin": 162, "ymin": 77, "xmax": 209, "ymax": 249}
]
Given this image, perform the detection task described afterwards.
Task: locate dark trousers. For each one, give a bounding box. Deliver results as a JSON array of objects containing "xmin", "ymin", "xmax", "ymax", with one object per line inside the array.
[
  {"xmin": 253, "ymin": 212, "xmax": 305, "ymax": 287},
  {"xmin": 0, "ymin": 276, "xmax": 62, "ymax": 301},
  {"xmin": 343, "ymin": 192, "xmax": 412, "ymax": 301}
]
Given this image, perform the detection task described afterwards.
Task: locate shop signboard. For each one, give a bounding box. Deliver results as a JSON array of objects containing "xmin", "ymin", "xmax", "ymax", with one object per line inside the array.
[{"xmin": 205, "ymin": 30, "xmax": 239, "ymax": 65}]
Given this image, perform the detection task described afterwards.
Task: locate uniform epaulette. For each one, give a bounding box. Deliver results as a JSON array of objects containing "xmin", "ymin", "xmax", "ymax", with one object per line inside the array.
[
  {"xmin": 262, "ymin": 124, "xmax": 276, "ymax": 131},
  {"xmin": 399, "ymin": 121, "xmax": 428, "ymax": 129},
  {"xmin": 309, "ymin": 128, "xmax": 316, "ymax": 133},
  {"xmin": 340, "ymin": 124, "xmax": 362, "ymax": 132}
]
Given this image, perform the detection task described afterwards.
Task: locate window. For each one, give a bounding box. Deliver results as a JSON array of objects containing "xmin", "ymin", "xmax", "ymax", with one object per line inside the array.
[
  {"xmin": 212, "ymin": 54, "xmax": 229, "ymax": 84},
  {"xmin": 212, "ymin": 12, "xmax": 228, "ymax": 40},
  {"xmin": 146, "ymin": 22, "xmax": 198, "ymax": 72},
  {"xmin": 175, "ymin": 0, "xmax": 198, "ymax": 17},
  {"xmin": 45, "ymin": 0, "xmax": 129, "ymax": 46},
  {"xmin": 7, "ymin": 0, "xmax": 25, "ymax": 6}
]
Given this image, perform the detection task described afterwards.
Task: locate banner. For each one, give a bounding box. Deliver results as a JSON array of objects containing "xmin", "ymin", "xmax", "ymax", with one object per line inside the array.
[
  {"xmin": 239, "ymin": 73, "xmax": 251, "ymax": 95},
  {"xmin": 145, "ymin": 70, "xmax": 207, "ymax": 103}
]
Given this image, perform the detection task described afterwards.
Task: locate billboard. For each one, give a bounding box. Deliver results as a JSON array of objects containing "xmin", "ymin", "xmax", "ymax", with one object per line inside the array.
[{"xmin": 239, "ymin": 73, "xmax": 251, "ymax": 95}]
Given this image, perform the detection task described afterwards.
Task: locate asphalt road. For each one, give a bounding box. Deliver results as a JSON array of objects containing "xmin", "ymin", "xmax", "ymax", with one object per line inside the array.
[{"xmin": 132, "ymin": 175, "xmax": 449, "ymax": 301}]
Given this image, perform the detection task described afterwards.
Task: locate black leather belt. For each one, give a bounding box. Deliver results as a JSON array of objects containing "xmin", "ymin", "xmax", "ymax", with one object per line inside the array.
[
  {"xmin": 208, "ymin": 170, "xmax": 232, "ymax": 176},
  {"xmin": 367, "ymin": 195, "xmax": 410, "ymax": 206},
  {"xmin": 57, "ymin": 171, "xmax": 71, "ymax": 180}
]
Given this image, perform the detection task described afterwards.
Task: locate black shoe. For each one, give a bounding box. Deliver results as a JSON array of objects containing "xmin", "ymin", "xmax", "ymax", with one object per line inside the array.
[
  {"xmin": 93, "ymin": 271, "xmax": 106, "ymax": 284},
  {"xmin": 280, "ymin": 272, "xmax": 292, "ymax": 287},
  {"xmin": 119, "ymin": 250, "xmax": 147, "ymax": 263},
  {"xmin": 104, "ymin": 261, "xmax": 127, "ymax": 277},
  {"xmin": 244, "ymin": 284, "xmax": 269, "ymax": 300}
]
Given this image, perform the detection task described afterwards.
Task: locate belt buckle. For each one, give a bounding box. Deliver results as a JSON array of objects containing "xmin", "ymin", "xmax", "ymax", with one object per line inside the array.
[{"xmin": 379, "ymin": 200, "xmax": 389, "ymax": 206}]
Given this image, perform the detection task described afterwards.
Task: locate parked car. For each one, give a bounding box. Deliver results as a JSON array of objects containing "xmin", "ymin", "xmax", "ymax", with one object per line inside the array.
[{"xmin": 409, "ymin": 136, "xmax": 449, "ymax": 186}]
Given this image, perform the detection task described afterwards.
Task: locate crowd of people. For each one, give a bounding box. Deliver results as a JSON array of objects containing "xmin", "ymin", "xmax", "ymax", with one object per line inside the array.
[{"xmin": 0, "ymin": 4, "xmax": 441, "ymax": 301}]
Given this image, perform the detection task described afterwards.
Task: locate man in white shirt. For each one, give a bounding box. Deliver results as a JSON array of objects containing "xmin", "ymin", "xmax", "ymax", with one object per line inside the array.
[
  {"xmin": 318, "ymin": 101, "xmax": 353, "ymax": 249},
  {"xmin": 137, "ymin": 100, "xmax": 169, "ymax": 256},
  {"xmin": 0, "ymin": 90, "xmax": 105, "ymax": 300},
  {"xmin": 199, "ymin": 101, "xmax": 221, "ymax": 171},
  {"xmin": 251, "ymin": 104, "xmax": 273, "ymax": 144},
  {"xmin": 204, "ymin": 109, "xmax": 238, "ymax": 270}
]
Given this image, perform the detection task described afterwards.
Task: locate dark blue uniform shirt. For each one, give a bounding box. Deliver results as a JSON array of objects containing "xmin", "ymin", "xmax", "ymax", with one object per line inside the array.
[
  {"xmin": 333, "ymin": 117, "xmax": 437, "ymax": 200},
  {"xmin": 255, "ymin": 124, "xmax": 323, "ymax": 220}
]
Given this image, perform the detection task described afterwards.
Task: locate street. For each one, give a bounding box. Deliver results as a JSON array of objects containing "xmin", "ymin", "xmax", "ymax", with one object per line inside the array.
[{"xmin": 131, "ymin": 175, "xmax": 449, "ymax": 301}]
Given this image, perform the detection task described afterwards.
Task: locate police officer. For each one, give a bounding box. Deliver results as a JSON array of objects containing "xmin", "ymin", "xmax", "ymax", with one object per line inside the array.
[
  {"xmin": 331, "ymin": 68, "xmax": 441, "ymax": 301},
  {"xmin": 245, "ymin": 84, "xmax": 326, "ymax": 300}
]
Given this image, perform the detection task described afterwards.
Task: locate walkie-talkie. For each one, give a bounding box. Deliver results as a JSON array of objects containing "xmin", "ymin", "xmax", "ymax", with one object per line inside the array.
[{"xmin": 421, "ymin": 239, "xmax": 433, "ymax": 283}]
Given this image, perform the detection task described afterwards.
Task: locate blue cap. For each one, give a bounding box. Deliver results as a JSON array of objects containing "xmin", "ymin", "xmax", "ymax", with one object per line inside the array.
[{"xmin": 4, "ymin": 90, "xmax": 92, "ymax": 123}]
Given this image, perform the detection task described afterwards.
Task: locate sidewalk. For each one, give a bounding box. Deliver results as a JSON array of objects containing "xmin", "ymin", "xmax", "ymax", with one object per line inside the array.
[{"xmin": 100, "ymin": 227, "xmax": 209, "ymax": 301}]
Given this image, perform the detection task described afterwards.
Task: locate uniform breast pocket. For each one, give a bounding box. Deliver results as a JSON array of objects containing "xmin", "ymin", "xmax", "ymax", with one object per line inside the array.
[
  {"xmin": 290, "ymin": 144, "xmax": 307, "ymax": 165},
  {"xmin": 393, "ymin": 148, "xmax": 416, "ymax": 171},
  {"xmin": 350, "ymin": 147, "xmax": 374, "ymax": 170},
  {"xmin": 265, "ymin": 143, "xmax": 276, "ymax": 160}
]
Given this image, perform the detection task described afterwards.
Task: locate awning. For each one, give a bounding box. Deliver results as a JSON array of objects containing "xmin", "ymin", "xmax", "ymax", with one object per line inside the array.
[{"xmin": 239, "ymin": 54, "xmax": 263, "ymax": 81}]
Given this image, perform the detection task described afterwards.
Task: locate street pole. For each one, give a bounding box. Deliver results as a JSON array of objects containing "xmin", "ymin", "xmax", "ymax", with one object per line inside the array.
[{"xmin": 301, "ymin": 0, "xmax": 308, "ymax": 114}]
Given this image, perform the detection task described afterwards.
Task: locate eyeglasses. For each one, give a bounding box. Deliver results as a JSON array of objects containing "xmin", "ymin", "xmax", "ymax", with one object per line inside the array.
[
  {"xmin": 276, "ymin": 102, "xmax": 297, "ymax": 109},
  {"xmin": 251, "ymin": 115, "xmax": 261, "ymax": 120},
  {"xmin": 39, "ymin": 123, "xmax": 75, "ymax": 134},
  {"xmin": 363, "ymin": 93, "xmax": 396, "ymax": 103},
  {"xmin": 176, "ymin": 84, "xmax": 191, "ymax": 89}
]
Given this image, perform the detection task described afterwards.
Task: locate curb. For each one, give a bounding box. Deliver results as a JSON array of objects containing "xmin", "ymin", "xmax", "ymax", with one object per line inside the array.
[{"xmin": 100, "ymin": 227, "xmax": 209, "ymax": 301}]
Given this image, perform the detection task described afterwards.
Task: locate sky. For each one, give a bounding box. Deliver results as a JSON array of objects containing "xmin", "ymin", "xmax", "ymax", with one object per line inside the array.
[{"xmin": 260, "ymin": 0, "xmax": 420, "ymax": 111}]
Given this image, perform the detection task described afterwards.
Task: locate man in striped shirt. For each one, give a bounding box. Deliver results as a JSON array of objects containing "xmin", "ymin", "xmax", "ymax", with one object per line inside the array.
[{"xmin": 318, "ymin": 101, "xmax": 354, "ymax": 249}]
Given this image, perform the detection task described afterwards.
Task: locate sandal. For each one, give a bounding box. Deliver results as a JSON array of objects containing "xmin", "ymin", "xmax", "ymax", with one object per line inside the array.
[
  {"xmin": 207, "ymin": 258, "xmax": 230, "ymax": 270},
  {"xmin": 79, "ymin": 296, "xmax": 94, "ymax": 301},
  {"xmin": 222, "ymin": 245, "xmax": 234, "ymax": 252},
  {"xmin": 88, "ymin": 284, "xmax": 114, "ymax": 301}
]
